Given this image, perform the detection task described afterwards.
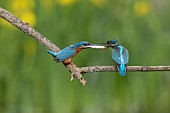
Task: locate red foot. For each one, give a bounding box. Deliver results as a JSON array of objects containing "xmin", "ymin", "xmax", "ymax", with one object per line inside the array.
[{"xmin": 54, "ymin": 57, "xmax": 57, "ymax": 61}]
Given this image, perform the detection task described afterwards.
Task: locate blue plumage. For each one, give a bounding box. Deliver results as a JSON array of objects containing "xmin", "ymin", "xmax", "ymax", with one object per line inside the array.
[
  {"xmin": 56, "ymin": 46, "xmax": 76, "ymax": 62},
  {"xmin": 74, "ymin": 41, "xmax": 90, "ymax": 48},
  {"xmin": 47, "ymin": 50, "xmax": 57, "ymax": 57},
  {"xmin": 118, "ymin": 64, "xmax": 126, "ymax": 76},
  {"xmin": 47, "ymin": 41, "xmax": 101, "ymax": 64},
  {"xmin": 48, "ymin": 45, "xmax": 76, "ymax": 62},
  {"xmin": 103, "ymin": 39, "xmax": 129, "ymax": 76}
]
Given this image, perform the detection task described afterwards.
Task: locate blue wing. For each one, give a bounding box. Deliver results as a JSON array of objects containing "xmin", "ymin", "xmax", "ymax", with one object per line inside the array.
[
  {"xmin": 112, "ymin": 46, "xmax": 129, "ymax": 65},
  {"xmin": 112, "ymin": 46, "xmax": 129, "ymax": 76},
  {"xmin": 112, "ymin": 47, "xmax": 121, "ymax": 64},
  {"xmin": 56, "ymin": 45, "xmax": 76, "ymax": 62},
  {"xmin": 121, "ymin": 46, "xmax": 129, "ymax": 64}
]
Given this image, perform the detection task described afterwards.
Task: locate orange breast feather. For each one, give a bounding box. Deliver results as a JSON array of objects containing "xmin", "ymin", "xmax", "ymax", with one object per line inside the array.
[{"xmin": 63, "ymin": 48, "xmax": 82, "ymax": 64}]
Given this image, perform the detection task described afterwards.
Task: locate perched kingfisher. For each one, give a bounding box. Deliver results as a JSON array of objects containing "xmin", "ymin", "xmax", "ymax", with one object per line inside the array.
[
  {"xmin": 48, "ymin": 41, "xmax": 105, "ymax": 65},
  {"xmin": 102, "ymin": 39, "xmax": 129, "ymax": 76}
]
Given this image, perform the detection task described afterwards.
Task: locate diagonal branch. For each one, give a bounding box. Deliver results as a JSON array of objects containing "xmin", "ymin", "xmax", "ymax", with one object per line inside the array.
[
  {"xmin": 1, "ymin": 7, "xmax": 170, "ymax": 85},
  {"xmin": 0, "ymin": 6, "xmax": 86, "ymax": 85}
]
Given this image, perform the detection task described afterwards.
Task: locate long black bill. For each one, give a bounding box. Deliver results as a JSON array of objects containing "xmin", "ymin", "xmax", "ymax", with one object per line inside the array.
[{"xmin": 100, "ymin": 43, "xmax": 111, "ymax": 48}]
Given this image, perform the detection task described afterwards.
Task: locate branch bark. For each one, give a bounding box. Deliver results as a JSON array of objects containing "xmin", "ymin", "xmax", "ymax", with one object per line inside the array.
[
  {"xmin": 1, "ymin": 7, "xmax": 170, "ymax": 85},
  {"xmin": 80, "ymin": 66, "xmax": 170, "ymax": 73},
  {"xmin": 0, "ymin": 6, "xmax": 86, "ymax": 85}
]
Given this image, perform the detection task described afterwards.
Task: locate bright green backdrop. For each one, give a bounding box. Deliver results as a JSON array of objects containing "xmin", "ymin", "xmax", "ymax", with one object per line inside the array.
[{"xmin": 1, "ymin": 0, "xmax": 170, "ymax": 113}]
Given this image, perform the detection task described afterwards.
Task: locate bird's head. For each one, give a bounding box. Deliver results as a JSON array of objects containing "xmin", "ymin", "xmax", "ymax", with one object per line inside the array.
[
  {"xmin": 101, "ymin": 39, "xmax": 119, "ymax": 47},
  {"xmin": 74, "ymin": 41, "xmax": 105, "ymax": 49}
]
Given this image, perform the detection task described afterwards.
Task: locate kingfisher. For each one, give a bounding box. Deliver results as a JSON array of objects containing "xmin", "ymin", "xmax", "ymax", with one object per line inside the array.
[
  {"xmin": 102, "ymin": 39, "xmax": 129, "ymax": 76},
  {"xmin": 48, "ymin": 41, "xmax": 105, "ymax": 65}
]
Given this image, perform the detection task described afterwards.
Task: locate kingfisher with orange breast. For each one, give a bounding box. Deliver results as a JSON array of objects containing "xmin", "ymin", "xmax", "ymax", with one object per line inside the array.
[{"xmin": 48, "ymin": 41, "xmax": 105, "ymax": 65}]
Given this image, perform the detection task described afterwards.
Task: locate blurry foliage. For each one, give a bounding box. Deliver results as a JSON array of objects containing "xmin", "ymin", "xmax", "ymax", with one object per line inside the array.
[{"xmin": 1, "ymin": 0, "xmax": 170, "ymax": 113}]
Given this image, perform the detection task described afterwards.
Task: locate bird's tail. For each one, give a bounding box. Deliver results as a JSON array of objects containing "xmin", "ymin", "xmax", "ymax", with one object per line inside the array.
[
  {"xmin": 47, "ymin": 50, "xmax": 57, "ymax": 57},
  {"xmin": 118, "ymin": 64, "xmax": 126, "ymax": 76}
]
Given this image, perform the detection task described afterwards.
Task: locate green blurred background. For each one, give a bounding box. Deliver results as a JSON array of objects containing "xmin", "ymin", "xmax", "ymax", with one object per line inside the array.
[{"xmin": 1, "ymin": 0, "xmax": 170, "ymax": 113}]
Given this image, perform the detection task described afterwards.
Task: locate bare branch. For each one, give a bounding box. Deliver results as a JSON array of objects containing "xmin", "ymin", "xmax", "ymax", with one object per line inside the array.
[
  {"xmin": 80, "ymin": 66, "xmax": 170, "ymax": 73},
  {"xmin": 1, "ymin": 7, "xmax": 170, "ymax": 85},
  {"xmin": 0, "ymin": 7, "xmax": 86, "ymax": 85},
  {"xmin": 0, "ymin": 7, "xmax": 59, "ymax": 52}
]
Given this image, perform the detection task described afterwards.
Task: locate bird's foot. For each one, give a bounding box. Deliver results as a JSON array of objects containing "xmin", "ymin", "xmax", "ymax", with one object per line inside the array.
[
  {"xmin": 53, "ymin": 57, "xmax": 59, "ymax": 63},
  {"xmin": 54, "ymin": 57, "xmax": 57, "ymax": 61}
]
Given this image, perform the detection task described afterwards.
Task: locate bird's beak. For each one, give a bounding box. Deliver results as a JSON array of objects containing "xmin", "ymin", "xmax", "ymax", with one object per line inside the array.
[
  {"xmin": 101, "ymin": 42, "xmax": 111, "ymax": 48},
  {"xmin": 85, "ymin": 44, "xmax": 106, "ymax": 49},
  {"xmin": 101, "ymin": 42, "xmax": 117, "ymax": 47}
]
